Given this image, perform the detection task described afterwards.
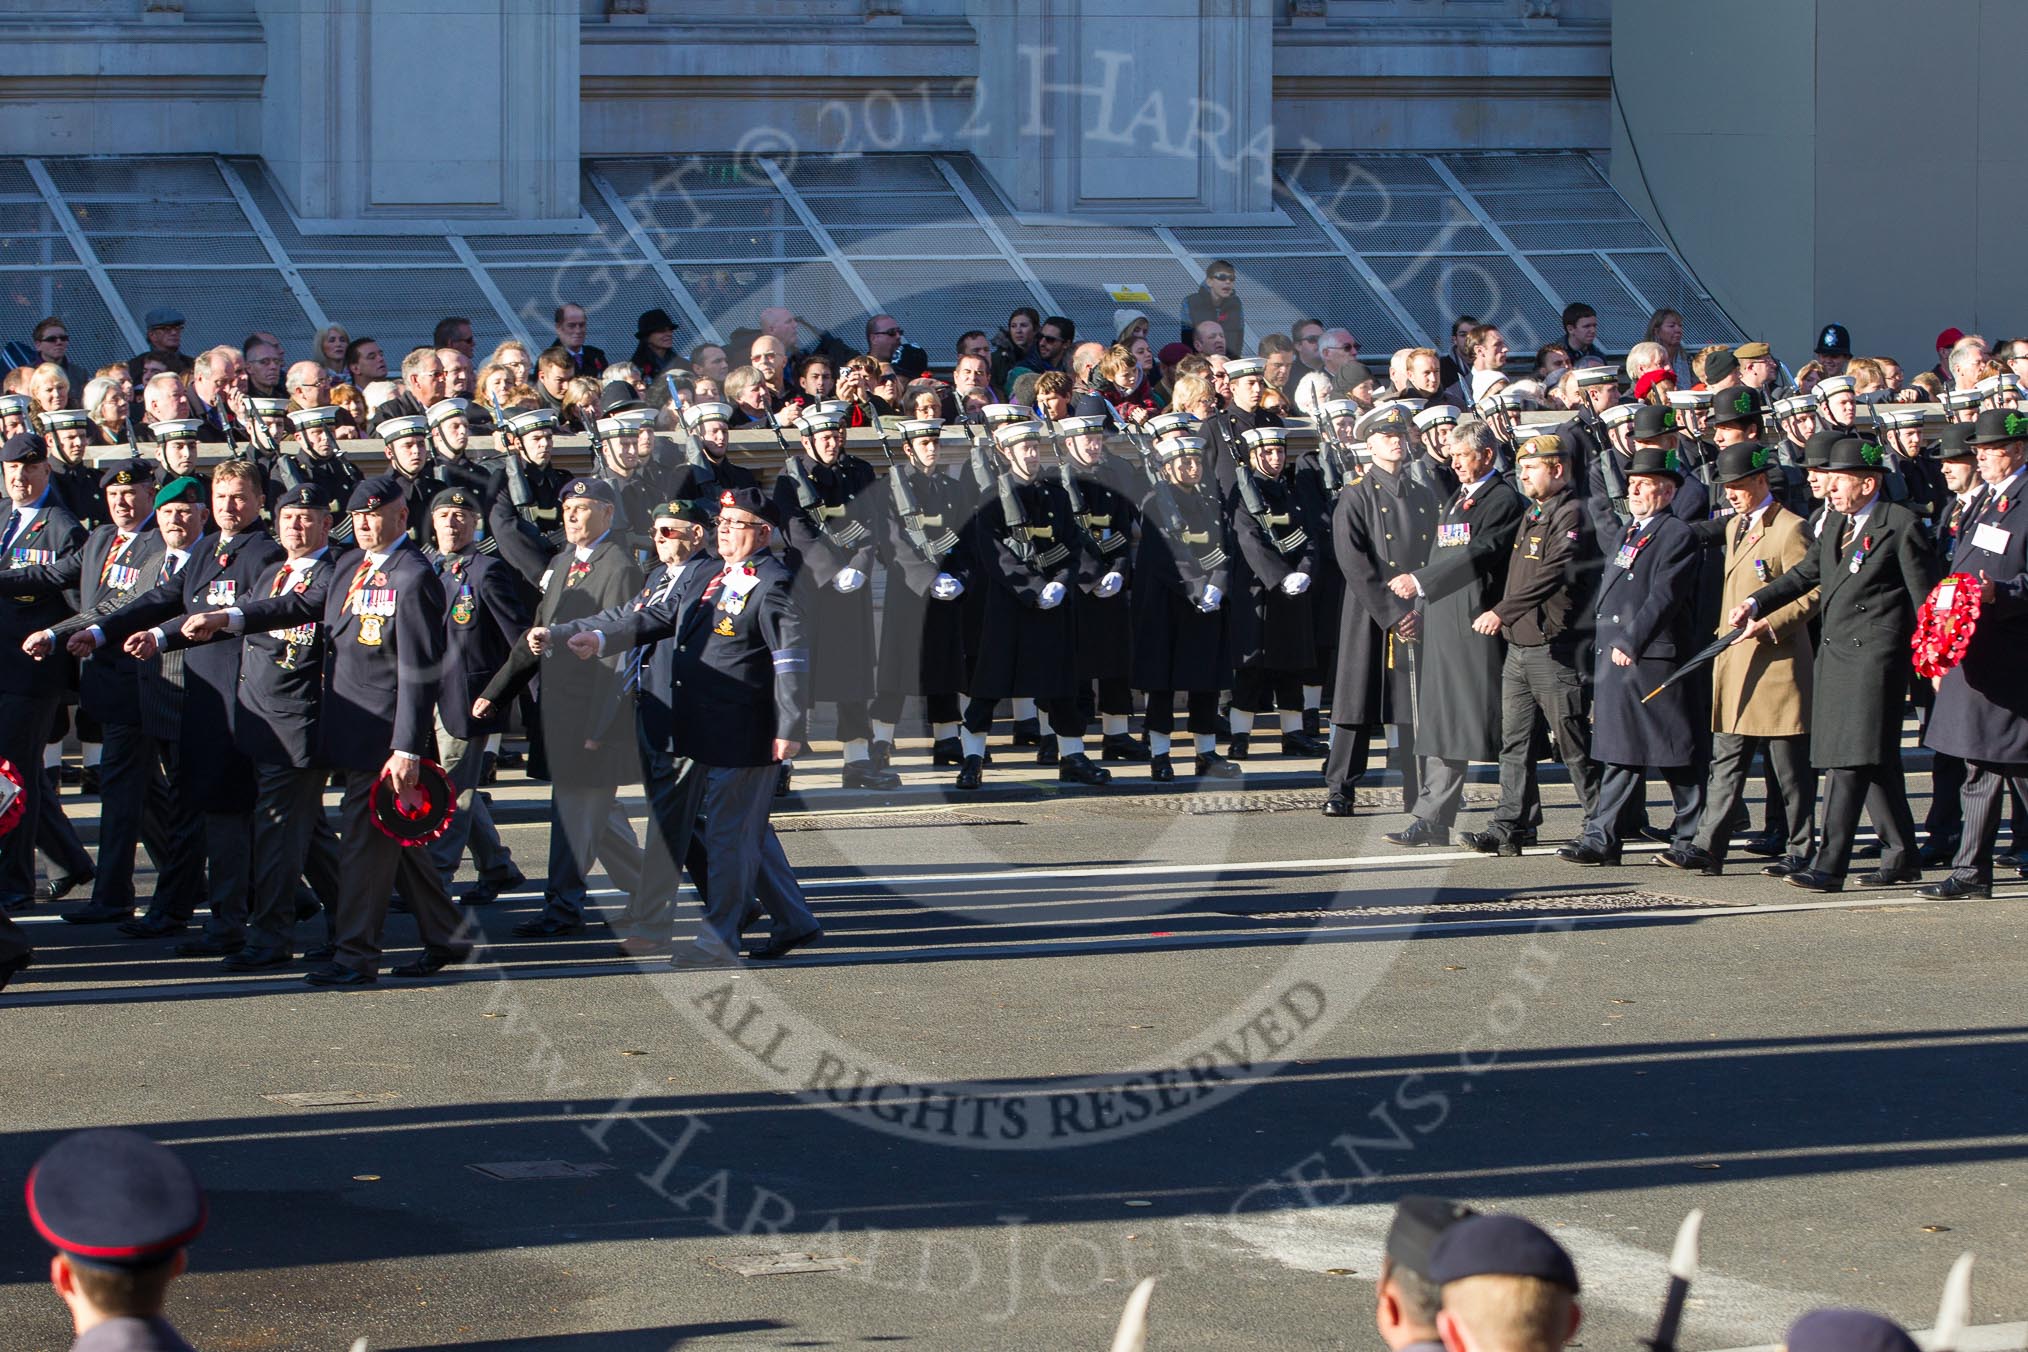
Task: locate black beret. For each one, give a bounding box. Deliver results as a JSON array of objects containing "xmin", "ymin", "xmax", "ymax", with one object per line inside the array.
[
  {"xmin": 1427, "ymin": 1214, "xmax": 1579, "ymax": 1293},
  {"xmin": 98, "ymin": 458, "xmax": 157, "ymax": 490},
  {"xmin": 1, "ymin": 431, "xmax": 48, "ymax": 464},
  {"xmin": 1385, "ymin": 1195, "xmax": 1477, "ymax": 1279},
  {"xmin": 347, "ymin": 474, "xmax": 406, "ymax": 513},
  {"xmin": 1785, "ymin": 1310, "xmax": 1920, "ymax": 1352},
  {"xmin": 716, "ymin": 485, "xmax": 779, "ymax": 525},
  {"xmin": 27, "ymin": 1129, "xmax": 205, "ymax": 1268},
  {"xmin": 274, "ymin": 484, "xmax": 329, "ymax": 512},
  {"xmin": 561, "ymin": 477, "xmax": 618, "ymax": 507},
  {"xmin": 1630, "ymin": 404, "xmax": 1678, "ymax": 441},
  {"xmin": 429, "ymin": 487, "xmax": 479, "ymax": 514}
]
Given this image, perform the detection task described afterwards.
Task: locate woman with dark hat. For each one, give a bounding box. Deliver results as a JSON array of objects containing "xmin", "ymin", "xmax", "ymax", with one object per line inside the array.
[{"xmin": 630, "ymin": 308, "xmax": 681, "ymax": 381}]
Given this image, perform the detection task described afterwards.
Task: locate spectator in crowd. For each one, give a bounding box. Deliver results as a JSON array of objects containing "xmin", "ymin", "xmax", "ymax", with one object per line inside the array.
[
  {"xmin": 688, "ymin": 342, "xmax": 729, "ymax": 384},
  {"xmin": 1559, "ymin": 302, "xmax": 1603, "ymax": 364},
  {"xmin": 1013, "ymin": 315, "xmax": 1074, "ymax": 379},
  {"xmin": 863, "ymin": 313, "xmax": 927, "ymax": 382},
  {"xmin": 125, "ymin": 308, "xmax": 194, "ymax": 384},
  {"xmin": 434, "ymin": 315, "xmax": 476, "ymax": 359},
  {"xmin": 1443, "ymin": 325, "xmax": 1509, "ymax": 408},
  {"xmin": 1932, "ymin": 326, "xmax": 1964, "ymax": 384},
  {"xmin": 1290, "ymin": 317, "xmax": 1326, "ymax": 385},
  {"xmin": 724, "ymin": 364, "xmax": 777, "ymax": 428},
  {"xmin": 1535, "ymin": 343, "xmax": 1570, "ymax": 387},
  {"xmin": 4, "ymin": 316, "xmax": 84, "ymax": 388},
  {"xmin": 955, "ymin": 329, "xmax": 990, "ymax": 366},
  {"xmin": 243, "ymin": 335, "xmax": 285, "ymax": 398},
  {"xmin": 371, "ymin": 347, "xmax": 443, "ymax": 423},
  {"xmin": 1625, "ymin": 340, "xmax": 1668, "ymax": 386},
  {"xmin": 438, "ymin": 346, "xmax": 479, "ymax": 403},
  {"xmin": 1155, "ymin": 342, "xmax": 1191, "ymax": 403},
  {"xmin": 487, "ymin": 338, "xmax": 535, "ymax": 391},
  {"xmin": 313, "ymin": 323, "xmax": 352, "ymax": 385},
  {"xmin": 344, "ymin": 336, "xmax": 387, "ymax": 389},
  {"xmin": 1094, "ymin": 343, "xmax": 1157, "ymax": 425},
  {"xmin": 559, "ymin": 375, "xmax": 603, "ymax": 435},
  {"xmin": 28, "ymin": 363, "xmax": 72, "ymax": 414},
  {"xmin": 187, "ymin": 345, "xmax": 247, "ymax": 441},
  {"xmin": 749, "ymin": 333, "xmax": 790, "ymax": 404},
  {"xmin": 553, "ymin": 301, "xmax": 606, "ymax": 378},
  {"xmin": 1643, "ymin": 307, "xmax": 1688, "ymax": 385},
  {"xmin": 1401, "ymin": 345, "xmax": 1443, "ymax": 400},
  {"xmin": 1259, "ymin": 333, "xmax": 1297, "ymax": 411},
  {"xmin": 901, "ymin": 378, "xmax": 944, "ymax": 421},
  {"xmin": 1183, "ymin": 259, "xmax": 1244, "ymax": 354},
  {"xmin": 1114, "ymin": 309, "xmax": 1149, "ymax": 349},
  {"xmin": 991, "ymin": 306, "xmax": 1041, "ymax": 390},
  {"xmin": 784, "ymin": 353, "xmax": 836, "ymax": 419},
  {"xmin": 626, "ymin": 308, "xmax": 680, "ymax": 381},
  {"xmin": 1945, "ymin": 334, "xmax": 1989, "ymax": 390},
  {"xmin": 81, "ymin": 375, "xmax": 128, "ymax": 446},
  {"xmin": 1190, "ymin": 318, "xmax": 1228, "ymax": 357},
  {"xmin": 329, "ymin": 381, "xmax": 368, "ymax": 430},
  {"xmin": 1439, "ymin": 313, "xmax": 1478, "ymax": 393},
  {"xmin": 950, "ymin": 351, "xmax": 997, "ymax": 420},
  {"xmin": 534, "ymin": 347, "xmax": 576, "ymax": 411},
  {"xmin": 140, "ymin": 371, "xmax": 190, "ymax": 426},
  {"xmin": 284, "ymin": 361, "xmax": 335, "ymax": 414}
]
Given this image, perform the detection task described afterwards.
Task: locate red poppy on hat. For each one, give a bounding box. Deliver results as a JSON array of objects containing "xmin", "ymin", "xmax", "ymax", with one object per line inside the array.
[
  {"xmin": 720, "ymin": 489, "xmax": 736, "ymax": 507},
  {"xmin": 1632, "ymin": 369, "xmax": 1676, "ymax": 401}
]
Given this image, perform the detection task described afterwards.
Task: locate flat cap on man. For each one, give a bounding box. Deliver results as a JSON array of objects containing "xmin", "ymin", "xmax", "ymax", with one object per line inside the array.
[
  {"xmin": 1427, "ymin": 1214, "xmax": 1580, "ymax": 1293},
  {"xmin": 27, "ymin": 1129, "xmax": 205, "ymax": 1269},
  {"xmin": 1784, "ymin": 1310, "xmax": 1919, "ymax": 1352},
  {"xmin": 1385, "ymin": 1195, "xmax": 1478, "ymax": 1279},
  {"xmin": 347, "ymin": 474, "xmax": 405, "ymax": 513},
  {"xmin": 562, "ymin": 476, "xmax": 618, "ymax": 507},
  {"xmin": 0, "ymin": 432, "xmax": 48, "ymax": 463},
  {"xmin": 143, "ymin": 307, "xmax": 186, "ymax": 330}
]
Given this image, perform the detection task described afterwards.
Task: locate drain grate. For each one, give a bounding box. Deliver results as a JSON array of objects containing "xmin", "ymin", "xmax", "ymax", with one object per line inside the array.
[
  {"xmin": 1152, "ymin": 787, "xmax": 1499, "ymax": 815},
  {"xmin": 705, "ymin": 1251, "xmax": 858, "ymax": 1277}
]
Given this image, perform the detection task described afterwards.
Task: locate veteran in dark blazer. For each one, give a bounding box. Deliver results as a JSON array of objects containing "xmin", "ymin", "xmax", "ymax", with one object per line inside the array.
[
  {"xmin": 1920, "ymin": 409, "xmax": 2028, "ymax": 899},
  {"xmin": 0, "ymin": 432, "xmax": 87, "ymax": 912},
  {"xmin": 1561, "ymin": 446, "xmax": 1704, "ymax": 866},
  {"xmin": 189, "ymin": 474, "xmax": 465, "ymax": 984},
  {"xmin": 1740, "ymin": 437, "xmax": 1936, "ymax": 892},
  {"xmin": 9, "ymin": 460, "xmax": 165, "ymax": 924},
  {"xmin": 479, "ymin": 476, "xmax": 645, "ymax": 936}
]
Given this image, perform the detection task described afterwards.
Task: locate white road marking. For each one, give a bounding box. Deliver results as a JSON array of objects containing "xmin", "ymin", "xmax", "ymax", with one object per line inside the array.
[{"xmin": 1709, "ymin": 1325, "xmax": 2028, "ymax": 1352}]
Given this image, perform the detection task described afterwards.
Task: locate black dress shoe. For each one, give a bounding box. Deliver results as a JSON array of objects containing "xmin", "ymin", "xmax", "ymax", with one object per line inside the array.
[
  {"xmin": 1637, "ymin": 825, "xmax": 1673, "ymax": 844},
  {"xmin": 458, "ymin": 867, "xmax": 527, "ymax": 907},
  {"xmin": 80, "ymin": 766, "xmax": 102, "ymax": 795},
  {"xmin": 1384, "ymin": 818, "xmax": 1450, "ymax": 848},
  {"xmin": 1917, "ymin": 838, "xmax": 1960, "ymax": 867},
  {"xmin": 1782, "ymin": 869, "xmax": 1843, "ymax": 893},
  {"xmin": 1915, "ymin": 876, "xmax": 1991, "ymax": 900},
  {"xmin": 119, "ymin": 916, "xmax": 187, "ymax": 939},
  {"xmin": 511, "ymin": 914, "xmax": 586, "ymax": 938},
  {"xmin": 1858, "ymin": 864, "xmax": 1922, "ymax": 887},
  {"xmin": 36, "ymin": 872, "xmax": 92, "ymax": 903},
  {"xmin": 1225, "ymin": 733, "xmax": 1250, "ymax": 760},
  {"xmin": 842, "ymin": 760, "xmax": 902, "ymax": 791},
  {"xmin": 870, "ymin": 738, "xmax": 894, "ymax": 770},
  {"xmin": 1557, "ymin": 843, "xmax": 1619, "ymax": 867},
  {"xmin": 1058, "ymin": 752, "xmax": 1111, "ymax": 786},
  {"xmin": 0, "ymin": 951, "xmax": 32, "ymax": 993},
  {"xmin": 1011, "ymin": 718, "xmax": 1041, "ymax": 747},
  {"xmin": 1195, "ymin": 752, "xmax": 1243, "ymax": 780},
  {"xmin": 748, "ymin": 928, "xmax": 822, "ymax": 961},
  {"xmin": 932, "ymin": 736, "xmax": 965, "ymax": 767},
  {"xmin": 302, "ymin": 943, "xmax": 336, "ymax": 964},
  {"xmin": 775, "ymin": 763, "xmax": 793, "ymax": 798},
  {"xmin": 0, "ymin": 893, "xmax": 35, "ymax": 914},
  {"xmin": 1852, "ymin": 840, "xmax": 1882, "ymax": 860},
  {"xmin": 1462, "ymin": 830, "xmax": 1525, "ymax": 857},
  {"xmin": 1737, "ymin": 831, "xmax": 1785, "ymax": 858},
  {"xmin": 174, "ymin": 936, "xmax": 246, "ymax": 957},
  {"xmin": 1281, "ymin": 731, "xmax": 1329, "ymax": 758},
  {"xmin": 955, "ymin": 755, "xmax": 984, "ymax": 791},
  {"xmin": 1760, "ymin": 855, "xmax": 1811, "ymax": 878},
  {"xmin": 221, "ymin": 946, "xmax": 292, "ymax": 972},
  {"xmin": 1150, "ymin": 753, "xmax": 1175, "ymax": 783},
  {"xmin": 391, "ymin": 947, "xmax": 472, "ymax": 977},
  {"xmin": 1101, "ymin": 733, "xmax": 1151, "ymax": 762},
  {"xmin": 1320, "ymin": 795, "xmax": 1355, "ymax": 818},
  {"xmin": 1655, "ymin": 845, "xmax": 1721, "ymax": 876},
  {"xmin": 1036, "ymin": 734, "xmax": 1059, "ymax": 766},
  {"xmin": 61, "ymin": 902, "xmax": 135, "ymax": 925},
  {"xmin": 304, "ymin": 963, "xmax": 376, "ymax": 987}
]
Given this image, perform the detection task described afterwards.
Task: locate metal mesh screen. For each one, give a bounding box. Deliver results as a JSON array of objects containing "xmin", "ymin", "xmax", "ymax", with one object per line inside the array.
[
  {"xmin": 803, "ymin": 194, "xmax": 973, "ymax": 228},
  {"xmin": 0, "ymin": 218, "xmax": 76, "ymax": 266},
  {"xmin": 828, "ymin": 224, "xmax": 999, "ymax": 258},
  {"xmin": 1388, "ymin": 255, "xmax": 1561, "ymax": 356},
  {"xmin": 0, "ymin": 160, "xmax": 41, "ymax": 196},
  {"xmin": 786, "ymin": 155, "xmax": 951, "ymax": 194},
  {"xmin": 46, "ymin": 158, "xmax": 229, "ymax": 199},
  {"xmin": 225, "ymin": 160, "xmax": 458, "ymax": 264},
  {"xmin": 482, "ymin": 263, "xmax": 692, "ymax": 360},
  {"xmin": 645, "ymin": 230, "xmax": 824, "ymax": 263},
  {"xmin": 849, "ymin": 258, "xmax": 1037, "ymax": 358},
  {"xmin": 1219, "ymin": 257, "xmax": 1415, "ymax": 355},
  {"xmin": 673, "ymin": 261, "xmax": 864, "ymax": 351},
  {"xmin": 0, "ymin": 275, "xmax": 127, "ymax": 374},
  {"xmin": 297, "ymin": 267, "xmax": 505, "ymax": 359},
  {"xmin": 1020, "ymin": 257, "xmax": 1203, "ymax": 349},
  {"xmin": 1524, "ymin": 254, "xmax": 1650, "ymax": 353},
  {"xmin": 1604, "ymin": 253, "xmax": 1740, "ymax": 348},
  {"xmin": 1286, "ymin": 156, "xmax": 1496, "ymax": 254},
  {"xmin": 1439, "ymin": 153, "xmax": 1607, "ymax": 193},
  {"xmin": 106, "ymin": 267, "xmax": 315, "ymax": 362}
]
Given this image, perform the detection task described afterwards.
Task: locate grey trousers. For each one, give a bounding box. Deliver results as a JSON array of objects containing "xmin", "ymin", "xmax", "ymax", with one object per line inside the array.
[
  {"xmin": 1490, "ymin": 643, "xmax": 1600, "ymax": 838},
  {"xmin": 692, "ymin": 764, "xmax": 817, "ymax": 960},
  {"xmin": 1694, "ymin": 732, "xmax": 1814, "ymax": 862},
  {"xmin": 545, "ymin": 785, "xmax": 643, "ymax": 917},
  {"xmin": 247, "ymin": 763, "xmax": 342, "ymax": 951},
  {"xmin": 427, "ymin": 713, "xmax": 515, "ymax": 883},
  {"xmin": 1414, "ymin": 757, "xmax": 1470, "ymax": 830}
]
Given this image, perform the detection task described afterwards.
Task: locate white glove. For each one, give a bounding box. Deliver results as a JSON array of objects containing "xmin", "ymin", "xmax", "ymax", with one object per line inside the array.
[
  {"xmin": 1280, "ymin": 572, "xmax": 1312, "ymax": 597},
  {"xmin": 1200, "ymin": 583, "xmax": 1223, "ymax": 609},
  {"xmin": 931, "ymin": 572, "xmax": 964, "ymax": 601},
  {"xmin": 1094, "ymin": 571, "xmax": 1124, "ymax": 599},
  {"xmin": 1038, "ymin": 580, "xmax": 1067, "ymax": 610},
  {"xmin": 833, "ymin": 567, "xmax": 865, "ymax": 593}
]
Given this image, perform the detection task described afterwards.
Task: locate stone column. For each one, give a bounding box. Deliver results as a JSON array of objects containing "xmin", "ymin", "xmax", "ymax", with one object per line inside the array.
[
  {"xmin": 967, "ymin": 0, "xmax": 1276, "ymax": 221},
  {"xmin": 258, "ymin": 0, "xmax": 580, "ymax": 230}
]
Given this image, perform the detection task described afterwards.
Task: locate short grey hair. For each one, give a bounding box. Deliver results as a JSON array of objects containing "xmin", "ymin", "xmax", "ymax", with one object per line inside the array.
[{"xmin": 1447, "ymin": 417, "xmax": 1498, "ymax": 456}]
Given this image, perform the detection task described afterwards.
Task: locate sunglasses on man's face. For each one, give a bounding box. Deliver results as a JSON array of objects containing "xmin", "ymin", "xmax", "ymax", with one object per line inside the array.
[{"xmin": 653, "ymin": 524, "xmax": 692, "ymax": 539}]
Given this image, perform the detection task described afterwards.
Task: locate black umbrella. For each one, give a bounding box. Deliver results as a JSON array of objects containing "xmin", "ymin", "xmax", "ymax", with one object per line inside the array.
[{"xmin": 1641, "ymin": 628, "xmax": 1744, "ymax": 704}]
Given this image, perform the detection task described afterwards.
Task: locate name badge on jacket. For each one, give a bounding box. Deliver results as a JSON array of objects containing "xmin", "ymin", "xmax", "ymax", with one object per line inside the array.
[
  {"xmin": 1436, "ymin": 522, "xmax": 1470, "ymax": 549},
  {"xmin": 1972, "ymin": 523, "xmax": 2011, "ymax": 554}
]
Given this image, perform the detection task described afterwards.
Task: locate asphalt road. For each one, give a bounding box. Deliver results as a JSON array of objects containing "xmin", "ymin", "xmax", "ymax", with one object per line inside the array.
[{"xmin": 4, "ymin": 754, "xmax": 2025, "ymax": 1351}]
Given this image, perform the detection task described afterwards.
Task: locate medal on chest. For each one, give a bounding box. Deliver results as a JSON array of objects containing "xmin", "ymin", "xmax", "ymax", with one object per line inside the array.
[
  {"xmin": 450, "ymin": 583, "xmax": 476, "ymax": 626},
  {"xmin": 1848, "ymin": 535, "xmax": 1872, "ymax": 575},
  {"xmin": 1436, "ymin": 522, "xmax": 1471, "ymax": 549},
  {"xmin": 565, "ymin": 559, "xmax": 592, "ymax": 588},
  {"xmin": 357, "ymin": 614, "xmax": 384, "ymax": 646}
]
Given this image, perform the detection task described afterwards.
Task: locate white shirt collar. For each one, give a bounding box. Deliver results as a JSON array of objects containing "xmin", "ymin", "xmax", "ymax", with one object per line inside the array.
[
  {"xmin": 572, "ymin": 531, "xmax": 610, "ymax": 562},
  {"xmin": 1460, "ymin": 470, "xmax": 1497, "ymax": 499},
  {"xmin": 1992, "ymin": 468, "xmax": 2025, "ymax": 501}
]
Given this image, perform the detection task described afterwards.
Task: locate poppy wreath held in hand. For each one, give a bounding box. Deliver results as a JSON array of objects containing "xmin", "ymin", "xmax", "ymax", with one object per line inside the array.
[{"xmin": 1911, "ymin": 573, "xmax": 1982, "ymax": 680}]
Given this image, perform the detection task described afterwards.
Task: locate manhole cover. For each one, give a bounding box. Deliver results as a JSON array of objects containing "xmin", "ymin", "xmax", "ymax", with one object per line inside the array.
[
  {"xmin": 466, "ymin": 1161, "xmax": 615, "ymax": 1181},
  {"xmin": 705, "ymin": 1252, "xmax": 857, "ymax": 1277},
  {"xmin": 1152, "ymin": 787, "xmax": 1498, "ymax": 814}
]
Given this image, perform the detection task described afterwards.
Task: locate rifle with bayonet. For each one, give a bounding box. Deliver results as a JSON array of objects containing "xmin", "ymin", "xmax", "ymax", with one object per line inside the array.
[{"xmin": 868, "ymin": 400, "xmax": 958, "ymax": 565}]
